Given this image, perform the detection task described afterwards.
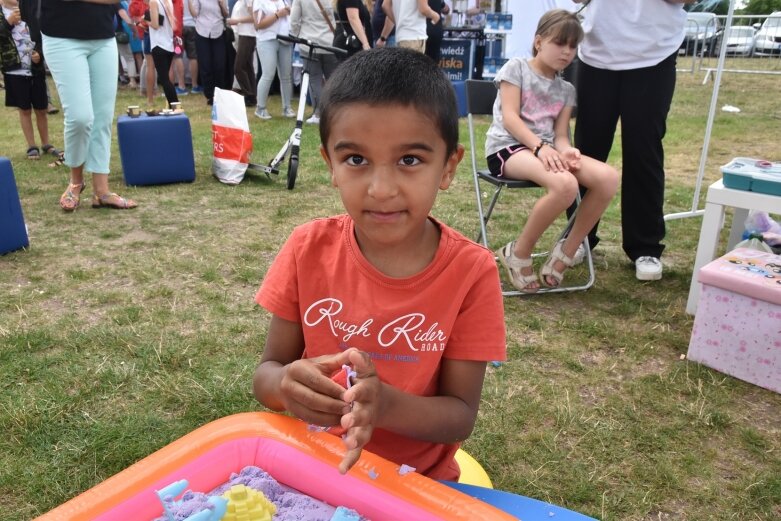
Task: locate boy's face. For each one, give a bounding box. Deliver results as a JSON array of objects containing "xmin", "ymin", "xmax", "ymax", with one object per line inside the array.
[{"xmin": 321, "ymin": 102, "xmax": 463, "ymax": 253}]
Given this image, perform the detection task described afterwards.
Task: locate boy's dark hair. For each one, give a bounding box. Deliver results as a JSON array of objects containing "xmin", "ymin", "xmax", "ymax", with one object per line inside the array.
[
  {"xmin": 319, "ymin": 48, "xmax": 459, "ymax": 156},
  {"xmin": 532, "ymin": 9, "xmax": 583, "ymax": 56}
]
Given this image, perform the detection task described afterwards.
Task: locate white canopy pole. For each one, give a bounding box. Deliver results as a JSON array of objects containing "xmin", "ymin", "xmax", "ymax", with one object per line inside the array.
[{"xmin": 665, "ymin": 0, "xmax": 737, "ymax": 221}]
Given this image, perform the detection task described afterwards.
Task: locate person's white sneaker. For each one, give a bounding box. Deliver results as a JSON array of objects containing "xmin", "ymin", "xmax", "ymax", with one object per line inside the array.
[
  {"xmin": 283, "ymin": 107, "xmax": 296, "ymax": 118},
  {"xmin": 635, "ymin": 256, "xmax": 663, "ymax": 281},
  {"xmin": 254, "ymin": 109, "xmax": 272, "ymax": 120},
  {"xmin": 305, "ymin": 114, "xmax": 320, "ymax": 125}
]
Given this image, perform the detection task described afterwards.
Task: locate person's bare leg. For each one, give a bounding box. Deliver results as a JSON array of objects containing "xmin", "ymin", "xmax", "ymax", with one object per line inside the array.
[
  {"xmin": 172, "ymin": 56, "xmax": 185, "ymax": 89},
  {"xmin": 189, "ymin": 58, "xmax": 199, "ymax": 89},
  {"xmin": 19, "ymin": 109, "xmax": 36, "ymax": 148},
  {"xmin": 145, "ymin": 54, "xmax": 155, "ymax": 107},
  {"xmin": 34, "ymin": 108, "xmax": 49, "ymax": 146},
  {"xmin": 91, "ymin": 173, "xmax": 137, "ymax": 208},
  {"xmin": 544, "ymin": 156, "xmax": 619, "ymax": 285}
]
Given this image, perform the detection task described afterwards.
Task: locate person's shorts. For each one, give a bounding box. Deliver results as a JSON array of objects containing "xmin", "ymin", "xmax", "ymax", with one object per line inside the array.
[
  {"xmin": 183, "ymin": 25, "xmax": 197, "ymax": 59},
  {"xmin": 143, "ymin": 31, "xmax": 152, "ymax": 55},
  {"xmin": 487, "ymin": 144, "xmax": 528, "ymax": 177},
  {"xmin": 3, "ymin": 73, "xmax": 47, "ymax": 111}
]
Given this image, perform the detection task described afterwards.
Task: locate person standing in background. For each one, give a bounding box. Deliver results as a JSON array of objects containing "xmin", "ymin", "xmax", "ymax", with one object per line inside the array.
[
  {"xmin": 252, "ymin": 0, "xmax": 294, "ymax": 119},
  {"xmin": 188, "ymin": 0, "xmax": 228, "ymax": 106},
  {"xmin": 40, "ymin": 0, "xmax": 137, "ymax": 211},
  {"xmin": 335, "ymin": 0, "xmax": 372, "ymax": 57},
  {"xmin": 148, "ymin": 0, "xmax": 179, "ymax": 106},
  {"xmin": 228, "ymin": 0, "xmax": 256, "ymax": 106},
  {"xmin": 572, "ymin": 0, "xmax": 694, "ymax": 281},
  {"xmin": 378, "ymin": 0, "xmax": 439, "ymax": 53},
  {"xmin": 289, "ymin": 0, "xmax": 339, "ymax": 124},
  {"xmin": 424, "ymin": 0, "xmax": 448, "ymax": 63},
  {"xmin": 181, "ymin": 2, "xmax": 202, "ymax": 93},
  {"xmin": 370, "ymin": 0, "xmax": 393, "ymax": 46}
]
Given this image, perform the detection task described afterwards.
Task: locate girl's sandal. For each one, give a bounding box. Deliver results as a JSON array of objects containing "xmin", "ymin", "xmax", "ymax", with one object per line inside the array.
[
  {"xmin": 60, "ymin": 182, "xmax": 86, "ymax": 212},
  {"xmin": 91, "ymin": 193, "xmax": 138, "ymax": 210},
  {"xmin": 541, "ymin": 239, "xmax": 575, "ymax": 288},
  {"xmin": 26, "ymin": 146, "xmax": 41, "ymax": 160},
  {"xmin": 496, "ymin": 241, "xmax": 540, "ymax": 293}
]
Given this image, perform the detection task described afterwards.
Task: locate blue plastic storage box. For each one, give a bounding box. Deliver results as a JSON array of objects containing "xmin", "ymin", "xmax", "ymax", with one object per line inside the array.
[
  {"xmin": 720, "ymin": 157, "xmax": 781, "ymax": 196},
  {"xmin": 117, "ymin": 113, "xmax": 196, "ymax": 186},
  {"xmin": 0, "ymin": 157, "xmax": 29, "ymax": 255}
]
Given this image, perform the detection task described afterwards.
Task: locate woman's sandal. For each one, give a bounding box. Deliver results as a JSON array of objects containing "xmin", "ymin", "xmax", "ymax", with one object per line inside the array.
[
  {"xmin": 496, "ymin": 241, "xmax": 540, "ymax": 293},
  {"xmin": 91, "ymin": 193, "xmax": 138, "ymax": 210},
  {"xmin": 26, "ymin": 146, "xmax": 40, "ymax": 160},
  {"xmin": 60, "ymin": 182, "xmax": 86, "ymax": 212},
  {"xmin": 541, "ymin": 239, "xmax": 575, "ymax": 288}
]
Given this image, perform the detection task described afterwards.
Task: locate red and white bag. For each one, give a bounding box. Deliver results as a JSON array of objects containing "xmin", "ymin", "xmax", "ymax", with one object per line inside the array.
[{"xmin": 212, "ymin": 88, "xmax": 253, "ymax": 185}]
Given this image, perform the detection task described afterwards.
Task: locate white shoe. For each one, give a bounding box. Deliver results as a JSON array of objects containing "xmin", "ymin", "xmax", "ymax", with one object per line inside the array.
[
  {"xmin": 305, "ymin": 114, "xmax": 320, "ymax": 125},
  {"xmin": 283, "ymin": 108, "xmax": 296, "ymax": 118},
  {"xmin": 254, "ymin": 109, "xmax": 272, "ymax": 120},
  {"xmin": 635, "ymin": 256, "xmax": 663, "ymax": 281}
]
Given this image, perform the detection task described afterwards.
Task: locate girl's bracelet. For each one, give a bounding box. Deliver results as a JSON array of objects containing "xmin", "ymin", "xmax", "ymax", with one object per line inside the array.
[{"xmin": 533, "ymin": 141, "xmax": 551, "ymax": 157}]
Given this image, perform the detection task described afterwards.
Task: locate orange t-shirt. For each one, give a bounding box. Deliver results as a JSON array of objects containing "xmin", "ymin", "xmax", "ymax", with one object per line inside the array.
[{"xmin": 255, "ymin": 215, "xmax": 506, "ymax": 480}]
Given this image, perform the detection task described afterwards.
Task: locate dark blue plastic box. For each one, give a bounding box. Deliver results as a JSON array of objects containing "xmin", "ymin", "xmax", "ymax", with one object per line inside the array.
[
  {"xmin": 0, "ymin": 157, "xmax": 29, "ymax": 255},
  {"xmin": 117, "ymin": 113, "xmax": 196, "ymax": 186}
]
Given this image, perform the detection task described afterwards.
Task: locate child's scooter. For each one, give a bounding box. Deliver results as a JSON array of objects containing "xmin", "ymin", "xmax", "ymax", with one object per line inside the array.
[{"xmin": 247, "ymin": 34, "xmax": 347, "ymax": 189}]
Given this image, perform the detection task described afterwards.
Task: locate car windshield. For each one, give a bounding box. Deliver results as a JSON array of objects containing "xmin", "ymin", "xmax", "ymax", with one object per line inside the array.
[
  {"xmin": 763, "ymin": 16, "xmax": 781, "ymax": 29},
  {"xmin": 686, "ymin": 14, "xmax": 718, "ymax": 33},
  {"xmin": 728, "ymin": 27, "xmax": 754, "ymax": 37}
]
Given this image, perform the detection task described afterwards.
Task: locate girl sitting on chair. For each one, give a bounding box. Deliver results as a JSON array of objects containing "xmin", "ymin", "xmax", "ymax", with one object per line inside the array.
[{"xmin": 487, "ymin": 9, "xmax": 618, "ymax": 293}]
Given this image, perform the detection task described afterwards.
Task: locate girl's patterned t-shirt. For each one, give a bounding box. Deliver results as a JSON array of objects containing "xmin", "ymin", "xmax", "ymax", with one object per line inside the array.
[{"xmin": 485, "ymin": 57, "xmax": 576, "ymax": 157}]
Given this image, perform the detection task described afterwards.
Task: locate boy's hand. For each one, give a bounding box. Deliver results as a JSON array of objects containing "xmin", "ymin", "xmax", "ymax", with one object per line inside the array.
[
  {"xmin": 31, "ymin": 51, "xmax": 41, "ymax": 64},
  {"xmin": 338, "ymin": 348, "xmax": 382, "ymax": 474},
  {"xmin": 279, "ymin": 355, "xmax": 352, "ymax": 428},
  {"xmin": 537, "ymin": 144, "xmax": 567, "ymax": 173},
  {"xmin": 560, "ymin": 146, "xmax": 581, "ymax": 171}
]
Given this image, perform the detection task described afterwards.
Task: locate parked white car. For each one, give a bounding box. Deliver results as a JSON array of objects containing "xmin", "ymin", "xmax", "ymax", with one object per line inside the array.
[
  {"xmin": 681, "ymin": 12, "xmax": 723, "ymax": 56},
  {"xmin": 754, "ymin": 12, "xmax": 781, "ymax": 56},
  {"xmin": 721, "ymin": 26, "xmax": 756, "ymax": 56}
]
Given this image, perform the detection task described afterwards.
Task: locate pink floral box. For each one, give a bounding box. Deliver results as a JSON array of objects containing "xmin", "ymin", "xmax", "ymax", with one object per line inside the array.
[{"xmin": 688, "ymin": 248, "xmax": 781, "ymax": 394}]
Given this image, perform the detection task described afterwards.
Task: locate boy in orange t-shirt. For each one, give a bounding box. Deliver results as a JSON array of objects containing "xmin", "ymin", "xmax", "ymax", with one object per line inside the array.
[{"xmin": 253, "ymin": 47, "xmax": 506, "ymax": 481}]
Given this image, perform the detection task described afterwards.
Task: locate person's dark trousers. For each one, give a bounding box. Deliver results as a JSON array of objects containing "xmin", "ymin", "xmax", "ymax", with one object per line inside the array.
[
  {"xmin": 194, "ymin": 33, "xmax": 227, "ymax": 103},
  {"xmin": 151, "ymin": 46, "xmax": 178, "ymax": 106},
  {"xmin": 572, "ymin": 51, "xmax": 677, "ymax": 262},
  {"xmin": 235, "ymin": 35, "xmax": 256, "ymax": 104},
  {"xmin": 425, "ymin": 24, "xmax": 443, "ymax": 63}
]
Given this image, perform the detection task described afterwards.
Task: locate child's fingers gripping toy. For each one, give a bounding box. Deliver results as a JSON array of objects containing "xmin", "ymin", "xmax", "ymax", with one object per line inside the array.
[{"xmin": 308, "ymin": 364, "xmax": 357, "ymax": 437}]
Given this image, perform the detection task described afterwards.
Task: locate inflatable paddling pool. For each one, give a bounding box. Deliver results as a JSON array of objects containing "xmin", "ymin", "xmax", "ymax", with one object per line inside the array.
[{"xmin": 36, "ymin": 412, "xmax": 595, "ymax": 521}]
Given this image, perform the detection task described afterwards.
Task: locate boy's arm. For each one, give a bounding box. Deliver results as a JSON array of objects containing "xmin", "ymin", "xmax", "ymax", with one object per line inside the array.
[
  {"xmin": 378, "ymin": 358, "xmax": 486, "ymax": 442},
  {"xmin": 253, "ymin": 315, "xmax": 351, "ymax": 426}
]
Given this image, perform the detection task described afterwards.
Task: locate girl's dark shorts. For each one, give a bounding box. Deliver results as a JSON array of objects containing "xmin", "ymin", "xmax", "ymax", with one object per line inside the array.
[
  {"xmin": 486, "ymin": 144, "xmax": 528, "ymax": 177},
  {"xmin": 3, "ymin": 73, "xmax": 48, "ymax": 111}
]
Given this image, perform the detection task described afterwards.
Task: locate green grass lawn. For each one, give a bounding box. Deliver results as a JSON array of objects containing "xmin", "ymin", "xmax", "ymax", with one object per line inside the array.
[{"xmin": 1, "ymin": 65, "xmax": 780, "ymax": 520}]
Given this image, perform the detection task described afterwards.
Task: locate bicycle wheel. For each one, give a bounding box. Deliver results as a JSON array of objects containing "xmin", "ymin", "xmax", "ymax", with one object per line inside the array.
[{"xmin": 287, "ymin": 154, "xmax": 298, "ymax": 190}]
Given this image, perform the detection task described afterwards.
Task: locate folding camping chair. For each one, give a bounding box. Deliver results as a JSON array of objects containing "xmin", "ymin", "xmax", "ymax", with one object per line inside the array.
[{"xmin": 465, "ymin": 79, "xmax": 595, "ymax": 296}]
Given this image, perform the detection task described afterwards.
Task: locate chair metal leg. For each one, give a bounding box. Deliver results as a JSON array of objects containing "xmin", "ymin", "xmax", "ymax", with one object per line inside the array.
[{"xmin": 476, "ymin": 184, "xmax": 504, "ymax": 247}]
